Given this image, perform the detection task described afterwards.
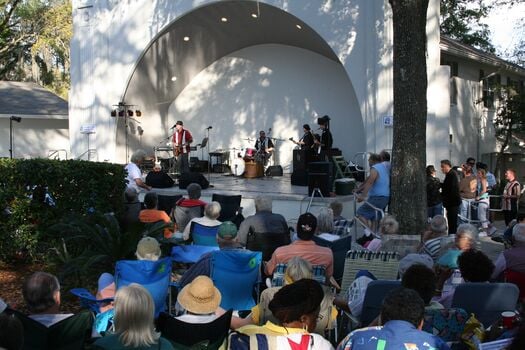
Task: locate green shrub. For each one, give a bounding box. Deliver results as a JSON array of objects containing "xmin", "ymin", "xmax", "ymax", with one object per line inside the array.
[{"xmin": 0, "ymin": 158, "xmax": 127, "ymax": 262}]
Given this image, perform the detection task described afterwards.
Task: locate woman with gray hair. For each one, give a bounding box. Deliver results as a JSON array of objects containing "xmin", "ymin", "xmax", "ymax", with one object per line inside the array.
[
  {"xmin": 93, "ymin": 284, "xmax": 174, "ymax": 349},
  {"xmin": 420, "ymin": 215, "xmax": 448, "ymax": 261},
  {"xmin": 183, "ymin": 201, "xmax": 222, "ymax": 240},
  {"xmin": 316, "ymin": 207, "xmax": 338, "ymax": 241},
  {"xmin": 436, "ymin": 223, "xmax": 478, "ymax": 270},
  {"xmin": 125, "ymin": 149, "xmax": 152, "ymax": 193}
]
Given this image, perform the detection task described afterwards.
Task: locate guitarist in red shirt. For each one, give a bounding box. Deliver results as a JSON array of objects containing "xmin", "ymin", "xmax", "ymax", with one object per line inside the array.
[{"xmin": 172, "ymin": 120, "xmax": 193, "ymax": 175}]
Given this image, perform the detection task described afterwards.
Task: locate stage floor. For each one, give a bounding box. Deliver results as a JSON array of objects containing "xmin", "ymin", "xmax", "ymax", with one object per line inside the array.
[{"xmin": 149, "ymin": 173, "xmax": 356, "ymax": 222}]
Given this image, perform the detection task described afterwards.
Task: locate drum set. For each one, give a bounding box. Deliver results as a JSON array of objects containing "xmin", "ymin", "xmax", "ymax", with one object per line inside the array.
[{"xmin": 231, "ymin": 147, "xmax": 266, "ymax": 178}]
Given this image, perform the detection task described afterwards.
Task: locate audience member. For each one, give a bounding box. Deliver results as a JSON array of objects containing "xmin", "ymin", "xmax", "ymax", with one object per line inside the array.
[
  {"xmin": 354, "ymin": 153, "xmax": 390, "ymax": 231},
  {"xmin": 235, "ymin": 279, "xmax": 333, "ymax": 349},
  {"xmin": 440, "ymin": 160, "xmax": 461, "ymax": 234},
  {"xmin": 337, "ymin": 288, "xmax": 450, "ymax": 350},
  {"xmin": 476, "ymin": 168, "xmax": 491, "ymax": 233},
  {"xmin": 93, "ymin": 284, "xmax": 173, "ymax": 350},
  {"xmin": 183, "ymin": 201, "xmax": 222, "ymax": 241},
  {"xmin": 492, "ymin": 223, "xmax": 525, "ymax": 280},
  {"xmin": 434, "ymin": 249, "xmax": 494, "ymax": 308},
  {"xmin": 503, "ymin": 211, "xmax": 525, "ymax": 243},
  {"xmin": 176, "ymin": 183, "xmax": 207, "ymax": 209},
  {"xmin": 329, "ymin": 201, "xmax": 353, "ymax": 236},
  {"xmin": 437, "ymin": 223, "xmax": 478, "ymax": 269},
  {"xmin": 334, "ymin": 253, "xmax": 433, "ymax": 319},
  {"xmin": 363, "ymin": 215, "xmax": 399, "ymax": 252},
  {"xmin": 125, "ymin": 149, "xmax": 152, "ymax": 193},
  {"xmin": 402, "ymin": 265, "xmax": 443, "ymax": 310},
  {"xmin": 139, "ymin": 192, "xmax": 175, "ymax": 239},
  {"xmin": 120, "ymin": 188, "xmax": 142, "ymax": 230},
  {"xmin": 231, "ymin": 257, "xmax": 336, "ymax": 334},
  {"xmin": 265, "ymin": 213, "xmax": 334, "ymax": 283},
  {"xmin": 315, "ymin": 207, "xmax": 338, "ymax": 241},
  {"xmin": 420, "ymin": 215, "xmax": 448, "ymax": 261},
  {"xmin": 426, "ymin": 165, "xmax": 443, "ymax": 219},
  {"xmin": 379, "ymin": 149, "xmax": 391, "ymax": 172},
  {"xmin": 459, "ymin": 161, "xmax": 477, "ymax": 223},
  {"xmin": 476, "ymin": 162, "xmax": 496, "ymax": 191},
  {"xmin": 145, "ymin": 162, "xmax": 174, "ymax": 189},
  {"xmin": 0, "ymin": 299, "xmax": 23, "ymax": 350},
  {"xmin": 22, "ymin": 272, "xmax": 73, "ymax": 327},
  {"xmin": 176, "ymin": 276, "xmax": 224, "ymax": 324},
  {"xmin": 502, "ymin": 168, "xmax": 521, "ymax": 225},
  {"xmin": 178, "ymin": 221, "xmax": 243, "ymax": 288},
  {"xmin": 237, "ymin": 196, "xmax": 289, "ymax": 246}
]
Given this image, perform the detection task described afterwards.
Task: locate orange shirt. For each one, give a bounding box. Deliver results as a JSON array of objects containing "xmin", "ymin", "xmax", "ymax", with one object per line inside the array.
[
  {"xmin": 139, "ymin": 209, "xmax": 174, "ymax": 238},
  {"xmin": 265, "ymin": 240, "xmax": 334, "ymax": 281}
]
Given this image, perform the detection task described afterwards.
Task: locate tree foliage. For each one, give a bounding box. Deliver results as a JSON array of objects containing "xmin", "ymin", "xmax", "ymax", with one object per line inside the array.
[
  {"xmin": 0, "ymin": 0, "xmax": 71, "ymax": 98},
  {"xmin": 440, "ymin": 0, "xmax": 495, "ymax": 53}
]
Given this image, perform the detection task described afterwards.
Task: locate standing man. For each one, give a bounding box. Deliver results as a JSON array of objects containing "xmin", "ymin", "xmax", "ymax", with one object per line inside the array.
[
  {"xmin": 291, "ymin": 124, "xmax": 314, "ymax": 150},
  {"xmin": 314, "ymin": 116, "xmax": 333, "ymax": 157},
  {"xmin": 172, "ymin": 120, "xmax": 193, "ymax": 175},
  {"xmin": 440, "ymin": 159, "xmax": 461, "ymax": 234},
  {"xmin": 254, "ymin": 130, "xmax": 274, "ymax": 166}
]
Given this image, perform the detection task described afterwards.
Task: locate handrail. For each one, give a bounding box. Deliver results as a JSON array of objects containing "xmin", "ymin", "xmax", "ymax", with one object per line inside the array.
[
  {"xmin": 353, "ymin": 197, "xmax": 384, "ymax": 239},
  {"xmin": 76, "ymin": 149, "xmax": 98, "ymax": 161},
  {"xmin": 47, "ymin": 149, "xmax": 68, "ymax": 160}
]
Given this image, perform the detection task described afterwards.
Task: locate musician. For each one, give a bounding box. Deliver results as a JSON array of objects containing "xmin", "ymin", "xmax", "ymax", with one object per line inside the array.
[
  {"xmin": 314, "ymin": 116, "xmax": 333, "ymax": 154},
  {"xmin": 172, "ymin": 120, "xmax": 193, "ymax": 175},
  {"xmin": 145, "ymin": 161, "xmax": 174, "ymax": 188},
  {"xmin": 254, "ymin": 130, "xmax": 274, "ymax": 165},
  {"xmin": 295, "ymin": 124, "xmax": 314, "ymax": 150}
]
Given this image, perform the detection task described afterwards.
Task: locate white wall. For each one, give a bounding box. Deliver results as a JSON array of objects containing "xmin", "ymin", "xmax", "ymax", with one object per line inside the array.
[{"xmin": 0, "ymin": 118, "xmax": 69, "ymax": 159}]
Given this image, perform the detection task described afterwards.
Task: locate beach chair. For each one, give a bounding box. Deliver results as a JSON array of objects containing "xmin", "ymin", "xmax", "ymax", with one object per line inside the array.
[
  {"xmin": 211, "ymin": 194, "xmax": 242, "ymax": 223},
  {"xmin": 246, "ymin": 230, "xmax": 290, "ymax": 261},
  {"xmin": 360, "ymin": 280, "xmax": 401, "ymax": 326},
  {"xmin": 312, "ymin": 234, "xmax": 352, "ymax": 283},
  {"xmin": 190, "ymin": 222, "xmax": 220, "ymax": 246}
]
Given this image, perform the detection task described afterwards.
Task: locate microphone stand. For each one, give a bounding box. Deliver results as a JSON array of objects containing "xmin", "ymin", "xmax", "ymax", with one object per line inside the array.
[{"xmin": 206, "ymin": 127, "xmax": 212, "ymax": 183}]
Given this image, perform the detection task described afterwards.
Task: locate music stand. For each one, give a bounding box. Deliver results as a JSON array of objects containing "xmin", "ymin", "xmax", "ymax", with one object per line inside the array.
[{"xmin": 198, "ymin": 137, "xmax": 208, "ymax": 160}]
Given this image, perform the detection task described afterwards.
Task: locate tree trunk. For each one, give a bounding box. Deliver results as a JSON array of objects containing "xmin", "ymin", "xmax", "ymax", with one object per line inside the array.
[{"xmin": 388, "ymin": 0, "xmax": 429, "ymax": 234}]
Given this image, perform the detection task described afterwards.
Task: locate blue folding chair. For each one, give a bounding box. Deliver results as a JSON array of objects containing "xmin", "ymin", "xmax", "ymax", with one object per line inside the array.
[
  {"xmin": 211, "ymin": 250, "xmax": 262, "ymax": 311},
  {"xmin": 451, "ymin": 282, "xmax": 519, "ymax": 327},
  {"xmin": 171, "ymin": 244, "xmax": 219, "ymax": 264},
  {"xmin": 115, "ymin": 257, "xmax": 172, "ymax": 317},
  {"xmin": 312, "ymin": 234, "xmax": 352, "ymax": 283},
  {"xmin": 190, "ymin": 222, "xmax": 220, "ymax": 246},
  {"xmin": 360, "ymin": 280, "xmax": 401, "ymax": 326},
  {"xmin": 70, "ymin": 288, "xmax": 115, "ymax": 334}
]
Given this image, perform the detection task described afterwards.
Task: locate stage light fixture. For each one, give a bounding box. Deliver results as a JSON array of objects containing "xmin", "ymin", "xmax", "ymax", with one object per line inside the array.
[
  {"xmin": 127, "ymin": 109, "xmax": 134, "ymax": 117},
  {"xmin": 135, "ymin": 110, "xmax": 142, "ymax": 117},
  {"xmin": 110, "ymin": 110, "xmax": 117, "ymax": 117},
  {"xmin": 118, "ymin": 110, "xmax": 124, "ymax": 117},
  {"xmin": 10, "ymin": 116, "xmax": 22, "ymax": 122}
]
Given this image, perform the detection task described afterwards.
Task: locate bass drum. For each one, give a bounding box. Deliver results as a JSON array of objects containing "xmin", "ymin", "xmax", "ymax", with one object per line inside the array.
[{"xmin": 232, "ymin": 158, "xmax": 245, "ymax": 176}]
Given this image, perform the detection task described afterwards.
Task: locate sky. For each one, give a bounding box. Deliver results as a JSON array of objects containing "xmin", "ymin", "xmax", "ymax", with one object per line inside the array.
[{"xmin": 482, "ymin": 1, "xmax": 525, "ymax": 59}]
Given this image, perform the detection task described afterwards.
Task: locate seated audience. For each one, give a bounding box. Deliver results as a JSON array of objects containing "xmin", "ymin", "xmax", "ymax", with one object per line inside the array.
[
  {"xmin": 492, "ymin": 223, "xmax": 525, "ymax": 280},
  {"xmin": 336, "ymin": 288, "xmax": 450, "ymax": 350},
  {"xmin": 22, "ymin": 272, "xmax": 73, "ymax": 327},
  {"xmin": 315, "ymin": 207, "xmax": 339, "ymax": 241},
  {"xmin": 183, "ymin": 201, "xmax": 222, "ymax": 241},
  {"xmin": 139, "ymin": 192, "xmax": 175, "ymax": 239},
  {"xmin": 0, "ymin": 298, "xmax": 23, "ymax": 350},
  {"xmin": 361, "ymin": 215, "xmax": 399, "ymax": 252},
  {"xmin": 237, "ymin": 196, "xmax": 289, "ymax": 246},
  {"xmin": 420, "ymin": 215, "xmax": 448, "ymax": 261},
  {"xmin": 437, "ymin": 223, "xmax": 478, "ymax": 269},
  {"xmin": 176, "ymin": 276, "xmax": 224, "ymax": 324},
  {"xmin": 96, "ymin": 237, "xmax": 162, "ymax": 303},
  {"xmin": 402, "ymin": 265, "xmax": 443, "ymax": 310},
  {"xmin": 120, "ymin": 188, "xmax": 142, "ymax": 231},
  {"xmin": 503, "ymin": 211, "xmax": 525, "ymax": 243},
  {"xmin": 330, "ymin": 201, "xmax": 353, "ymax": 236},
  {"xmin": 265, "ymin": 213, "xmax": 334, "ymax": 283},
  {"xmin": 93, "ymin": 284, "xmax": 173, "ymax": 350},
  {"xmin": 176, "ymin": 183, "xmax": 207, "ymax": 209},
  {"xmin": 178, "ymin": 221, "xmax": 243, "ymax": 288},
  {"xmin": 231, "ymin": 257, "xmax": 336, "ymax": 334},
  {"xmin": 145, "ymin": 162, "xmax": 174, "ymax": 189},
  {"xmin": 434, "ymin": 249, "xmax": 494, "ymax": 308},
  {"xmin": 334, "ymin": 253, "xmax": 433, "ymax": 319},
  {"xmin": 235, "ymin": 279, "xmax": 333, "ymax": 349}
]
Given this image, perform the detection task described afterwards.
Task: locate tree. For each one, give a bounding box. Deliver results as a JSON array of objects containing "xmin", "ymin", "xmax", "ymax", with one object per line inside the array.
[
  {"xmin": 493, "ymin": 86, "xmax": 525, "ymax": 179},
  {"xmin": 440, "ymin": 0, "xmax": 495, "ymax": 53},
  {"xmin": 0, "ymin": 0, "xmax": 71, "ymax": 98},
  {"xmin": 388, "ymin": 0, "xmax": 429, "ymax": 235}
]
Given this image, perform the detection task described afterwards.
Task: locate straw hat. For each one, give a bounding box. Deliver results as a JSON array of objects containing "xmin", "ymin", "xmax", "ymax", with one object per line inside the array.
[
  {"xmin": 136, "ymin": 237, "xmax": 161, "ymax": 260},
  {"xmin": 177, "ymin": 276, "xmax": 221, "ymax": 314}
]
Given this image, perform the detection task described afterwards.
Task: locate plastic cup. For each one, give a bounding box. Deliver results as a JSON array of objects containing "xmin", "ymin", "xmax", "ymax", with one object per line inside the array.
[{"xmin": 502, "ymin": 311, "xmax": 516, "ymax": 329}]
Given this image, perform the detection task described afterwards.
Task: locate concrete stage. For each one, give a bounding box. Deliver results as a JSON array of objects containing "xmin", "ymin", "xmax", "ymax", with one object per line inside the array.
[{"xmin": 148, "ymin": 173, "xmax": 357, "ymax": 227}]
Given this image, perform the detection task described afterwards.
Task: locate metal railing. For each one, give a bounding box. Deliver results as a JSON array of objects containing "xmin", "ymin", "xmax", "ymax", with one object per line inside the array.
[
  {"xmin": 47, "ymin": 149, "xmax": 68, "ymax": 160},
  {"xmin": 76, "ymin": 149, "xmax": 98, "ymax": 161}
]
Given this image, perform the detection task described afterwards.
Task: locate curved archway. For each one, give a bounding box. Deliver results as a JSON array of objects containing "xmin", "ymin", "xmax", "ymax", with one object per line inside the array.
[{"xmin": 120, "ymin": 0, "xmax": 364, "ymax": 169}]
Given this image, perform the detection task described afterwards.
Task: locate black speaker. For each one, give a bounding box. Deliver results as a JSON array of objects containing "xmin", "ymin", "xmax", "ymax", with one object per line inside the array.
[
  {"xmin": 179, "ymin": 172, "xmax": 209, "ymax": 189},
  {"xmin": 308, "ymin": 162, "xmax": 332, "ymax": 196},
  {"xmin": 291, "ymin": 171, "xmax": 308, "ymax": 186},
  {"xmin": 265, "ymin": 165, "xmax": 283, "ymax": 177}
]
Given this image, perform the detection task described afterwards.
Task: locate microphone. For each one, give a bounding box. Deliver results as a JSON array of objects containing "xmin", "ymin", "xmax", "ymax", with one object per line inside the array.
[
  {"xmin": 170, "ymin": 124, "xmax": 177, "ymax": 129},
  {"xmin": 206, "ymin": 126, "xmax": 212, "ymax": 130}
]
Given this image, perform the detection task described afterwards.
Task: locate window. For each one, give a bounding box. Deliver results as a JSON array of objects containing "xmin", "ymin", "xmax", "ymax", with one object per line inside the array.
[
  {"xmin": 480, "ymin": 69, "xmax": 500, "ymax": 109},
  {"xmin": 441, "ymin": 58, "xmax": 458, "ymax": 77}
]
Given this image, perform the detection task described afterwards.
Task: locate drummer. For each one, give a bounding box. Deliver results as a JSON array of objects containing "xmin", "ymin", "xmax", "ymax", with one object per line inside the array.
[{"xmin": 254, "ymin": 130, "xmax": 274, "ymax": 165}]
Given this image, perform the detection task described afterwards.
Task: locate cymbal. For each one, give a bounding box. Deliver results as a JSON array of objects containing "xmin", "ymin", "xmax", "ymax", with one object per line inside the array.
[{"xmin": 243, "ymin": 138, "xmax": 254, "ymax": 141}]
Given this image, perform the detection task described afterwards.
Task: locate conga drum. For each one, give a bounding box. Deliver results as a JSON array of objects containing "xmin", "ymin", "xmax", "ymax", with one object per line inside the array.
[{"xmin": 244, "ymin": 160, "xmax": 264, "ymax": 178}]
